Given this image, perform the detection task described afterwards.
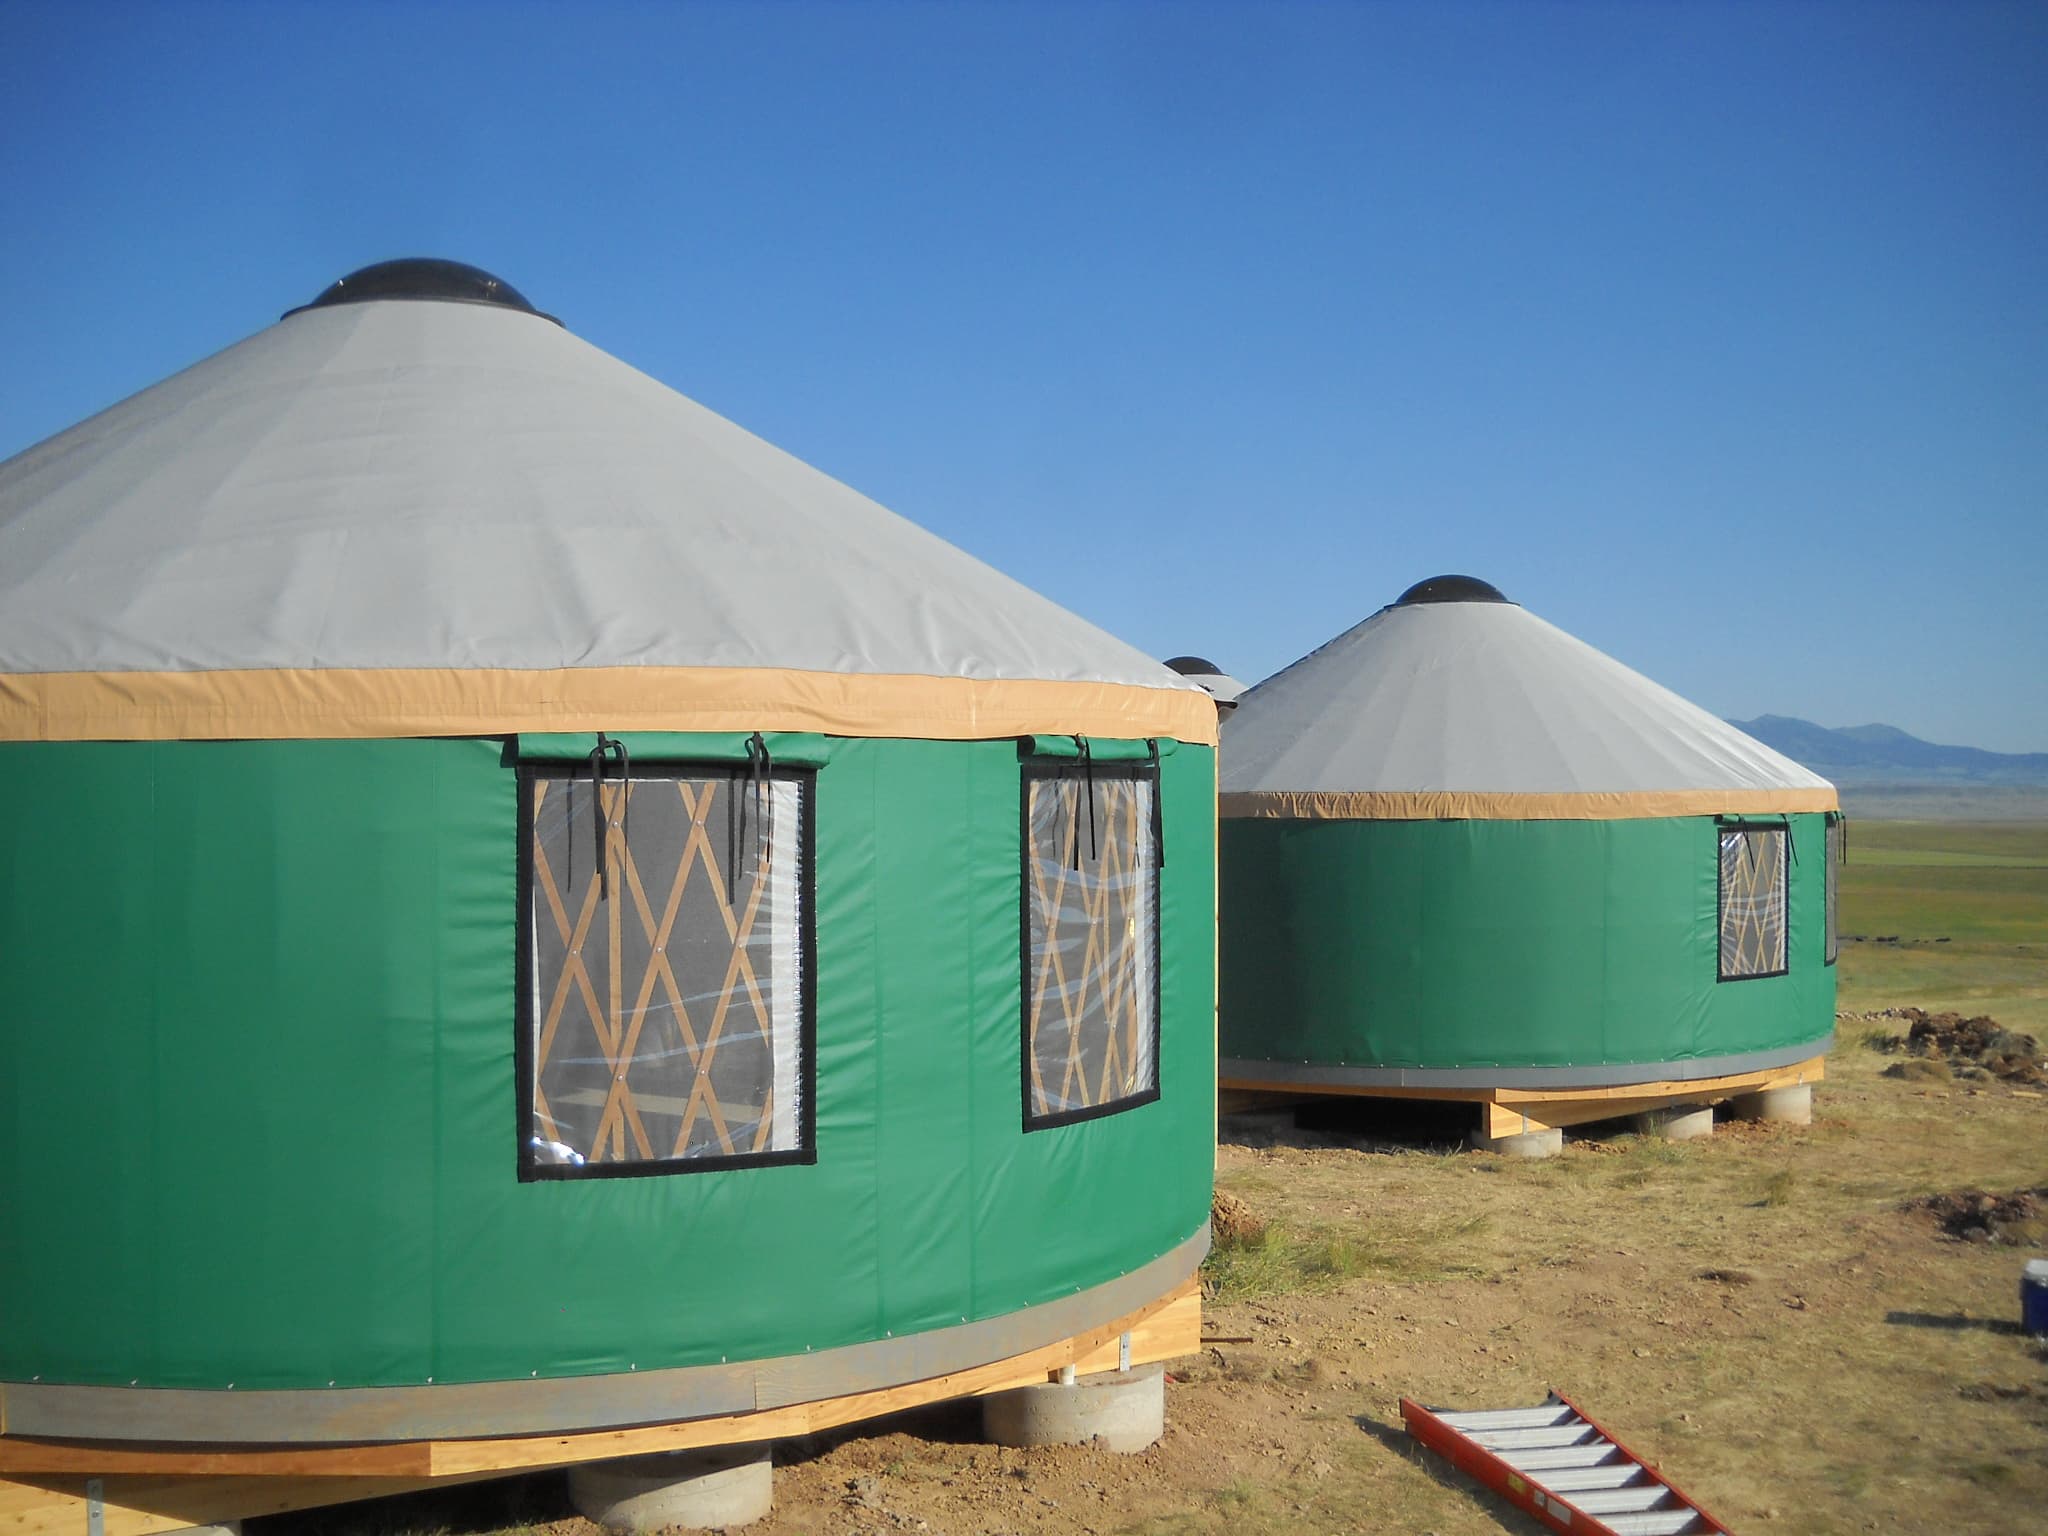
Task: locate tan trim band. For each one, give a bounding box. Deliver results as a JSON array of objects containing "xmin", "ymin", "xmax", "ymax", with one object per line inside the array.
[
  {"xmin": 1218, "ymin": 787, "xmax": 1837, "ymax": 821},
  {"xmin": 0, "ymin": 667, "xmax": 1218, "ymax": 747}
]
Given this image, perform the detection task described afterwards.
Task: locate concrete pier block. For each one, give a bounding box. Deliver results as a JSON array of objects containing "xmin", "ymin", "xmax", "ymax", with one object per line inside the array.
[
  {"xmin": 1467, "ymin": 1124, "xmax": 1564, "ymax": 1159},
  {"xmin": 1729, "ymin": 1083, "xmax": 1813, "ymax": 1125},
  {"xmin": 568, "ymin": 1443, "xmax": 773, "ymax": 1532},
  {"xmin": 982, "ymin": 1364, "xmax": 1165, "ymax": 1452},
  {"xmin": 1631, "ymin": 1104, "xmax": 1714, "ymax": 1140}
]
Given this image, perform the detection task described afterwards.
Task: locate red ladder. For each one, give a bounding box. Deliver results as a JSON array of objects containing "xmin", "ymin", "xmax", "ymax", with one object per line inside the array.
[{"xmin": 1401, "ymin": 1391, "xmax": 1734, "ymax": 1535}]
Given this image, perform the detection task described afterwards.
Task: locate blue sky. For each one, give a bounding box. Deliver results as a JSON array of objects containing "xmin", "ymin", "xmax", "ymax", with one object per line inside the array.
[{"xmin": 3, "ymin": 1, "xmax": 2042, "ymax": 750}]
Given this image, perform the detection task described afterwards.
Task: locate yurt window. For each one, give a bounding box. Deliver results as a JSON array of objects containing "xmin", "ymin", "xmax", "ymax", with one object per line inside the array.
[
  {"xmin": 518, "ymin": 764, "xmax": 814, "ymax": 1177},
  {"xmin": 1825, "ymin": 814, "xmax": 1844, "ymax": 967},
  {"xmin": 1021, "ymin": 758, "xmax": 1161, "ymax": 1129},
  {"xmin": 1717, "ymin": 822, "xmax": 1790, "ymax": 981}
]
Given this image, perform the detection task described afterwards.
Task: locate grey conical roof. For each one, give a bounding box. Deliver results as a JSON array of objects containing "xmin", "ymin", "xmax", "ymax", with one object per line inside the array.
[
  {"xmin": 0, "ymin": 275, "xmax": 1209, "ymax": 744},
  {"xmin": 1222, "ymin": 587, "xmax": 1833, "ymax": 817}
]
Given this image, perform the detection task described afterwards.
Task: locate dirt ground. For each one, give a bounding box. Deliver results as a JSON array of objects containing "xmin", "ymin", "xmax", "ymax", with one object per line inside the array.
[{"xmin": 275, "ymin": 1019, "xmax": 2046, "ymax": 1536}]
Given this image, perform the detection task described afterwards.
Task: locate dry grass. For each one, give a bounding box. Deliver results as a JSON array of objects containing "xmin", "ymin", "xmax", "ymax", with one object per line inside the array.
[
  {"xmin": 1186, "ymin": 1027, "xmax": 2048, "ymax": 1534},
  {"xmin": 1835, "ymin": 820, "xmax": 2048, "ymax": 1032},
  {"xmin": 1204, "ymin": 1208, "xmax": 1492, "ymax": 1302},
  {"xmin": 1204, "ymin": 1222, "xmax": 1368, "ymax": 1301}
]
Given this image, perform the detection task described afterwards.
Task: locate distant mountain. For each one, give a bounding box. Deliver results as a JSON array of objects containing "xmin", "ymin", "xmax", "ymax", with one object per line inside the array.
[{"xmin": 1727, "ymin": 715, "xmax": 2048, "ymax": 786}]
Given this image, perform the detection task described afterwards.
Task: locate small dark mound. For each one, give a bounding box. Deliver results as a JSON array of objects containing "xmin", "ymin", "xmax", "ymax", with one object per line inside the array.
[
  {"xmin": 1901, "ymin": 1008, "xmax": 2044, "ymax": 1085},
  {"xmin": 1913, "ymin": 1187, "xmax": 2047, "ymax": 1245},
  {"xmin": 1165, "ymin": 655, "xmax": 1225, "ymax": 676},
  {"xmin": 286, "ymin": 258, "xmax": 558, "ymax": 323},
  {"xmin": 1884, "ymin": 1058, "xmax": 1954, "ymax": 1084},
  {"xmin": 1393, "ymin": 574, "xmax": 1511, "ymax": 606}
]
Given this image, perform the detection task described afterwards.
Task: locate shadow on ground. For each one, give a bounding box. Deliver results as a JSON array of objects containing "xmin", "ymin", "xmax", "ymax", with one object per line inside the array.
[
  {"xmin": 1217, "ymin": 1094, "xmax": 1709, "ymax": 1157},
  {"xmin": 247, "ymin": 1474, "xmax": 575, "ymax": 1535},
  {"xmin": 1218, "ymin": 1096, "xmax": 1477, "ymax": 1155},
  {"xmin": 243, "ymin": 1398, "xmax": 992, "ymax": 1534},
  {"xmin": 1885, "ymin": 1310, "xmax": 2028, "ymax": 1336},
  {"xmin": 1352, "ymin": 1412, "xmax": 1550, "ymax": 1535}
]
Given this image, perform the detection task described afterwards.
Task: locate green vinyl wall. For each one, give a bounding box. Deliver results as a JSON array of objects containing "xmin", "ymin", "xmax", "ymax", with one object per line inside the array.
[
  {"xmin": 0, "ymin": 734, "xmax": 1215, "ymax": 1392},
  {"xmin": 1219, "ymin": 814, "xmax": 1834, "ymax": 1073}
]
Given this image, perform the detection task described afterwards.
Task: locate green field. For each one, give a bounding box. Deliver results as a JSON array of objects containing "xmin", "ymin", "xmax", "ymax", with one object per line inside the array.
[{"xmin": 1835, "ymin": 819, "xmax": 2048, "ymax": 1033}]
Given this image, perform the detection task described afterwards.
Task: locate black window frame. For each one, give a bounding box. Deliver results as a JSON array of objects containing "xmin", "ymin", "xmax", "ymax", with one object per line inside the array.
[
  {"xmin": 1018, "ymin": 754, "xmax": 1164, "ymax": 1133},
  {"xmin": 1824, "ymin": 812, "xmax": 1843, "ymax": 968},
  {"xmin": 515, "ymin": 758, "xmax": 819, "ymax": 1182},
  {"xmin": 1715, "ymin": 817, "xmax": 1791, "ymax": 983}
]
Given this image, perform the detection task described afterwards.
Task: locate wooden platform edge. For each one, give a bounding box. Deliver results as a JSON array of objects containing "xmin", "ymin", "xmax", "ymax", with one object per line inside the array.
[
  {"xmin": 1221, "ymin": 1056, "xmax": 1825, "ymax": 1136},
  {"xmin": 0, "ymin": 1281, "xmax": 1201, "ymax": 1535},
  {"xmin": 1476, "ymin": 1056, "xmax": 1824, "ymax": 1137}
]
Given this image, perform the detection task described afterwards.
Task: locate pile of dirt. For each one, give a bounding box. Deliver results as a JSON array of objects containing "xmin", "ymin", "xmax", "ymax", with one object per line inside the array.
[
  {"xmin": 1913, "ymin": 1187, "xmax": 2048, "ymax": 1245},
  {"xmin": 1210, "ymin": 1189, "xmax": 1268, "ymax": 1248},
  {"xmin": 1890, "ymin": 1008, "xmax": 2045, "ymax": 1086}
]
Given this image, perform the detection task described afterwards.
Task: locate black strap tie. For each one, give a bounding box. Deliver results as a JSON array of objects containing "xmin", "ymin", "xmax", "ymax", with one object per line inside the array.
[
  {"xmin": 586, "ymin": 733, "xmax": 628, "ymax": 899},
  {"xmin": 1148, "ymin": 739, "xmax": 1166, "ymax": 869},
  {"xmin": 1075, "ymin": 738, "xmax": 1099, "ymax": 870},
  {"xmin": 726, "ymin": 756, "xmax": 741, "ymax": 904},
  {"xmin": 745, "ymin": 732, "xmax": 775, "ymax": 881}
]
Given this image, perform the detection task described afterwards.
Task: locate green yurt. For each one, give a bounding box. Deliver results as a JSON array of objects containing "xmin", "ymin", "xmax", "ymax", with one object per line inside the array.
[
  {"xmin": 1219, "ymin": 575, "xmax": 1839, "ymax": 1097},
  {"xmin": 0, "ymin": 260, "xmax": 1217, "ymax": 1445}
]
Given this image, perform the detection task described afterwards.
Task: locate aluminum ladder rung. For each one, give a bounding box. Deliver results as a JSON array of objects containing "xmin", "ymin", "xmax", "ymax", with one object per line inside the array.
[
  {"xmin": 1568, "ymin": 1485, "xmax": 1682, "ymax": 1516},
  {"xmin": 1471, "ymin": 1424, "xmax": 1603, "ymax": 1451},
  {"xmin": 1602, "ymin": 1513, "xmax": 1705, "ymax": 1536},
  {"xmin": 1435, "ymin": 1403, "xmax": 1577, "ymax": 1431},
  {"xmin": 1500, "ymin": 1442, "xmax": 1630, "ymax": 1471},
  {"xmin": 1540, "ymin": 1464, "xmax": 1651, "ymax": 1493}
]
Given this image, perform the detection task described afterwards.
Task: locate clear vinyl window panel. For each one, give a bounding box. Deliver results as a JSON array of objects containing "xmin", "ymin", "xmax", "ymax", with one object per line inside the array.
[
  {"xmin": 1022, "ymin": 766, "xmax": 1160, "ymax": 1128},
  {"xmin": 1824, "ymin": 815, "xmax": 1843, "ymax": 967},
  {"xmin": 1718, "ymin": 825, "xmax": 1789, "ymax": 981},
  {"xmin": 523, "ymin": 767, "xmax": 810, "ymax": 1175}
]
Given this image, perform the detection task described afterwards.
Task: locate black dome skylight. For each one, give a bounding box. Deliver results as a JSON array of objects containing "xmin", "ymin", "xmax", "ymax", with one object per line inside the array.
[
  {"xmin": 1393, "ymin": 574, "xmax": 1512, "ymax": 606},
  {"xmin": 285, "ymin": 259, "xmax": 558, "ymax": 323}
]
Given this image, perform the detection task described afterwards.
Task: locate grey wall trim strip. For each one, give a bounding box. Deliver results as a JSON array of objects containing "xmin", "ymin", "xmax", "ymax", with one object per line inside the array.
[
  {"xmin": 0, "ymin": 1228, "xmax": 1208, "ymax": 1446},
  {"xmin": 1218, "ymin": 1037, "xmax": 1830, "ymax": 1093}
]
